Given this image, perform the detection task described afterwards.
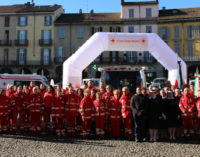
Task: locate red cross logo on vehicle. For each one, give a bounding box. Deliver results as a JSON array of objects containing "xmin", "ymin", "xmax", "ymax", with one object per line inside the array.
[
  {"xmin": 2, "ymin": 82, "xmax": 7, "ymax": 86},
  {"xmin": 111, "ymin": 38, "xmax": 115, "ymax": 43}
]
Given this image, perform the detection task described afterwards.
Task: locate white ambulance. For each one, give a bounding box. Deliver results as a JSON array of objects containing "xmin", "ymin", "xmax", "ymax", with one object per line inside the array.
[{"xmin": 0, "ymin": 74, "xmax": 49, "ymax": 89}]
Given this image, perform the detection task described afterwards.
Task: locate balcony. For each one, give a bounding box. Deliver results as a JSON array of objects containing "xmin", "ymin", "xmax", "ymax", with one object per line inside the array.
[
  {"xmin": 54, "ymin": 57, "xmax": 67, "ymax": 64},
  {"xmin": 182, "ymin": 56, "xmax": 200, "ymax": 62},
  {"xmin": 0, "ymin": 60, "xmax": 52, "ymax": 67},
  {"xmin": 0, "ymin": 40, "xmax": 12, "ymax": 46},
  {"xmin": 15, "ymin": 39, "xmax": 28, "ymax": 46},
  {"xmin": 39, "ymin": 39, "xmax": 52, "ymax": 46},
  {"xmin": 94, "ymin": 57, "xmax": 157, "ymax": 64}
]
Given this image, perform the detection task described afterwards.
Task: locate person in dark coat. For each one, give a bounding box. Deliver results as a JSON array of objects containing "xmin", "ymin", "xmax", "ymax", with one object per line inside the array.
[
  {"xmin": 166, "ymin": 91, "xmax": 182, "ymax": 140},
  {"xmin": 146, "ymin": 90, "xmax": 163, "ymax": 142},
  {"xmin": 131, "ymin": 87, "xmax": 147, "ymax": 142}
]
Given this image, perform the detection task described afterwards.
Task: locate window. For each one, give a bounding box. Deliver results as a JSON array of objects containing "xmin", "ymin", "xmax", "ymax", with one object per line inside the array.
[
  {"xmin": 174, "ymin": 26, "xmax": 180, "ymax": 40},
  {"xmin": 187, "ymin": 41, "xmax": 193, "ymax": 57},
  {"xmin": 5, "ymin": 16, "xmax": 9, "ymax": 27},
  {"xmin": 41, "ymin": 48, "xmax": 51, "ymax": 65},
  {"xmin": 146, "ymin": 26, "xmax": 152, "ymax": 33},
  {"xmin": 17, "ymin": 30, "xmax": 27, "ymax": 44},
  {"xmin": 41, "ymin": 30, "xmax": 51, "ymax": 44},
  {"xmin": 197, "ymin": 25, "xmax": 200, "ymax": 39},
  {"xmin": 56, "ymin": 46, "xmax": 64, "ymax": 62},
  {"xmin": 44, "ymin": 16, "xmax": 52, "ymax": 26},
  {"xmin": 111, "ymin": 52, "xmax": 118, "ymax": 62},
  {"xmin": 144, "ymin": 51, "xmax": 154, "ymax": 63},
  {"xmin": 18, "ymin": 16, "xmax": 27, "ymax": 26},
  {"xmin": 58, "ymin": 27, "xmax": 65, "ymax": 39},
  {"xmin": 129, "ymin": 9, "xmax": 134, "ymax": 18},
  {"xmin": 77, "ymin": 27, "xmax": 83, "ymax": 38},
  {"xmin": 17, "ymin": 48, "xmax": 26, "ymax": 65},
  {"xmin": 128, "ymin": 26, "xmax": 134, "ymax": 33},
  {"xmin": 4, "ymin": 48, "xmax": 8, "ymax": 65},
  {"xmin": 126, "ymin": 51, "xmax": 137, "ymax": 63},
  {"xmin": 174, "ymin": 42, "xmax": 181, "ymax": 56},
  {"xmin": 146, "ymin": 8, "xmax": 152, "ymax": 17},
  {"xmin": 160, "ymin": 27, "xmax": 170, "ymax": 40},
  {"xmin": 186, "ymin": 25, "xmax": 195, "ymax": 39}
]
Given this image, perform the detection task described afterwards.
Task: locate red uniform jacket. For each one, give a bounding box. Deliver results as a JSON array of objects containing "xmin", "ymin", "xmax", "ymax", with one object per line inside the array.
[
  {"xmin": 93, "ymin": 99, "xmax": 106, "ymax": 117},
  {"xmin": 0, "ymin": 95, "xmax": 10, "ymax": 116},
  {"xmin": 79, "ymin": 96, "xmax": 93, "ymax": 121},
  {"xmin": 29, "ymin": 94, "xmax": 44, "ymax": 112},
  {"xmin": 65, "ymin": 93, "xmax": 78, "ymax": 115},
  {"xmin": 52, "ymin": 95, "xmax": 65, "ymax": 118},
  {"xmin": 43, "ymin": 92, "xmax": 54, "ymax": 108},
  {"xmin": 119, "ymin": 93, "xmax": 133, "ymax": 118},
  {"xmin": 12, "ymin": 92, "xmax": 25, "ymax": 111},
  {"xmin": 196, "ymin": 98, "xmax": 200, "ymax": 117},
  {"xmin": 102, "ymin": 92, "xmax": 113, "ymax": 115},
  {"xmin": 179, "ymin": 93, "xmax": 196, "ymax": 117},
  {"xmin": 109, "ymin": 96, "xmax": 121, "ymax": 120},
  {"xmin": 23, "ymin": 93, "xmax": 31, "ymax": 110}
]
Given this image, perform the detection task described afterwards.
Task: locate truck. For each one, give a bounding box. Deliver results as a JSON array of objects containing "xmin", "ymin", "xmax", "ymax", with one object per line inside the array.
[{"xmin": 0, "ymin": 74, "xmax": 49, "ymax": 89}]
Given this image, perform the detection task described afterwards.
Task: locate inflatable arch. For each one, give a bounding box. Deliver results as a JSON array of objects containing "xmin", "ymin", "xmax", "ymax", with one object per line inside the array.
[{"xmin": 63, "ymin": 32, "xmax": 187, "ymax": 89}]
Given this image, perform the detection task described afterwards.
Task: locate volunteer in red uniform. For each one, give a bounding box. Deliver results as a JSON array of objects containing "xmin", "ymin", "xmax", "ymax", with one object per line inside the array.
[
  {"xmin": 109, "ymin": 89, "xmax": 121, "ymax": 138},
  {"xmin": 189, "ymin": 84, "xmax": 194, "ymax": 98},
  {"xmin": 52, "ymin": 90, "xmax": 65, "ymax": 136},
  {"xmin": 43, "ymin": 85, "xmax": 54, "ymax": 132},
  {"xmin": 79, "ymin": 89, "xmax": 93, "ymax": 138},
  {"xmin": 40, "ymin": 84, "xmax": 46, "ymax": 98},
  {"xmin": 65, "ymin": 87, "xmax": 78, "ymax": 136},
  {"xmin": 28, "ymin": 81, "xmax": 35, "ymax": 94},
  {"xmin": 0, "ymin": 89, "xmax": 10, "ymax": 132},
  {"xmin": 76, "ymin": 88, "xmax": 84, "ymax": 134},
  {"xmin": 6, "ymin": 85, "xmax": 14, "ymax": 129},
  {"xmin": 23, "ymin": 88, "xmax": 31, "ymax": 131},
  {"xmin": 65, "ymin": 83, "xmax": 73, "ymax": 95},
  {"xmin": 11, "ymin": 86, "xmax": 25, "ymax": 132},
  {"xmin": 87, "ymin": 80, "xmax": 98, "ymax": 91},
  {"xmin": 179, "ymin": 87, "xmax": 196, "ymax": 137},
  {"xmin": 28, "ymin": 87, "xmax": 44, "ymax": 134},
  {"xmin": 55, "ymin": 84, "xmax": 62, "ymax": 94},
  {"xmin": 90, "ymin": 89, "xmax": 96, "ymax": 102},
  {"xmin": 93, "ymin": 92, "xmax": 106, "ymax": 138},
  {"xmin": 120, "ymin": 87, "xmax": 133, "ymax": 140}
]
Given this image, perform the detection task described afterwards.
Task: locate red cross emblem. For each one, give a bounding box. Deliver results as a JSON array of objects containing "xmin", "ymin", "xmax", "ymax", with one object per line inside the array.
[
  {"xmin": 2, "ymin": 82, "xmax": 6, "ymax": 86},
  {"xmin": 141, "ymin": 39, "xmax": 146, "ymax": 44},
  {"xmin": 111, "ymin": 38, "xmax": 115, "ymax": 43}
]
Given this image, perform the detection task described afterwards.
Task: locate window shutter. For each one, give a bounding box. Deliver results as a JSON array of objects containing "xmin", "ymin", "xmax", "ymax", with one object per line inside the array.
[
  {"xmin": 109, "ymin": 27, "xmax": 113, "ymax": 32},
  {"xmin": 25, "ymin": 16, "xmax": 27, "ymax": 26},
  {"xmin": 24, "ymin": 49, "xmax": 27, "ymax": 65},
  {"xmin": 44, "ymin": 16, "xmax": 46, "ymax": 26},
  {"xmin": 18, "ymin": 17, "xmax": 20, "ymax": 26},
  {"xmin": 41, "ymin": 48, "xmax": 44, "ymax": 65},
  {"xmin": 50, "ymin": 16, "xmax": 52, "ymax": 25},
  {"xmin": 49, "ymin": 48, "xmax": 51, "ymax": 65},
  {"xmin": 16, "ymin": 49, "xmax": 19, "ymax": 65},
  {"xmin": 41, "ymin": 30, "xmax": 44, "ymax": 39},
  {"xmin": 25, "ymin": 30, "xmax": 27, "ymax": 40},
  {"xmin": 91, "ymin": 27, "xmax": 95, "ymax": 35},
  {"xmin": 99, "ymin": 27, "xmax": 103, "ymax": 32}
]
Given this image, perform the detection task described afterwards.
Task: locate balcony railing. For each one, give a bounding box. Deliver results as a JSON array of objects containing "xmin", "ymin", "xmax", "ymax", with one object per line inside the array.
[
  {"xmin": 182, "ymin": 56, "xmax": 200, "ymax": 62},
  {"xmin": 54, "ymin": 57, "xmax": 67, "ymax": 63},
  {"xmin": 15, "ymin": 39, "xmax": 28, "ymax": 46},
  {"xmin": 0, "ymin": 40, "xmax": 12, "ymax": 46},
  {"xmin": 39, "ymin": 39, "xmax": 52, "ymax": 46},
  {"xmin": 0, "ymin": 60, "xmax": 51, "ymax": 67},
  {"xmin": 94, "ymin": 57, "xmax": 157, "ymax": 64}
]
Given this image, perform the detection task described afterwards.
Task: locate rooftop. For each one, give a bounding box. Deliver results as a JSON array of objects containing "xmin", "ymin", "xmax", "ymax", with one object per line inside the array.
[{"xmin": 121, "ymin": 0, "xmax": 159, "ymax": 6}]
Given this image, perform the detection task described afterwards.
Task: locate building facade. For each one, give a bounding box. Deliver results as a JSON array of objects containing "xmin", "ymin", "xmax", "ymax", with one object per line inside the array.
[{"xmin": 0, "ymin": 3, "xmax": 64, "ymax": 79}]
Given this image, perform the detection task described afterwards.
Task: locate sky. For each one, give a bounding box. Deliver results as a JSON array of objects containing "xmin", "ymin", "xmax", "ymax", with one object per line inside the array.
[{"xmin": 0, "ymin": 0, "xmax": 200, "ymax": 13}]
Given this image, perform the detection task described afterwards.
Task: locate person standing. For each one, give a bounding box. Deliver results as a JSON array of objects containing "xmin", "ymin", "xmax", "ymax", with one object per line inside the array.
[
  {"xmin": 120, "ymin": 87, "xmax": 133, "ymax": 140},
  {"xmin": 179, "ymin": 87, "xmax": 196, "ymax": 137},
  {"xmin": 109, "ymin": 90, "xmax": 121, "ymax": 138},
  {"xmin": 79, "ymin": 89, "xmax": 93, "ymax": 138},
  {"xmin": 131, "ymin": 87, "xmax": 146, "ymax": 142}
]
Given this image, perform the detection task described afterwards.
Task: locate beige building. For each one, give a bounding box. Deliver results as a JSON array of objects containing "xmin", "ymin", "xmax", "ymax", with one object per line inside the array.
[
  {"xmin": 54, "ymin": 0, "xmax": 162, "ymax": 82},
  {"xmin": 0, "ymin": 3, "xmax": 64, "ymax": 79}
]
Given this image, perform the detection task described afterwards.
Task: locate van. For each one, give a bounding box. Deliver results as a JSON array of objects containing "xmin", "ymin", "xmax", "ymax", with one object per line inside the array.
[
  {"xmin": 0, "ymin": 74, "xmax": 49, "ymax": 89},
  {"xmin": 81, "ymin": 78, "xmax": 100, "ymax": 89}
]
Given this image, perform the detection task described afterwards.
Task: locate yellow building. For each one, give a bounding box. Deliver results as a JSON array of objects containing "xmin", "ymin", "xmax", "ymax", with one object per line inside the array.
[
  {"xmin": 0, "ymin": 3, "xmax": 64, "ymax": 79},
  {"xmin": 158, "ymin": 7, "xmax": 200, "ymax": 78}
]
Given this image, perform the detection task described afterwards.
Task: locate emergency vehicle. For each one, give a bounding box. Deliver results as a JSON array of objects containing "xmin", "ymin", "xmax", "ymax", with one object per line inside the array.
[
  {"xmin": 0, "ymin": 74, "xmax": 48, "ymax": 89},
  {"xmin": 99, "ymin": 66, "xmax": 147, "ymax": 93}
]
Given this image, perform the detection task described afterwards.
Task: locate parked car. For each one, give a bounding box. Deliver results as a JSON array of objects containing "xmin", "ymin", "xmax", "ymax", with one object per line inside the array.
[{"xmin": 152, "ymin": 77, "xmax": 168, "ymax": 89}]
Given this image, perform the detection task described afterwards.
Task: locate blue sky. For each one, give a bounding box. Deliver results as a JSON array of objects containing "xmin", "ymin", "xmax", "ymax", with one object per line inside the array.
[{"xmin": 0, "ymin": 0, "xmax": 200, "ymax": 13}]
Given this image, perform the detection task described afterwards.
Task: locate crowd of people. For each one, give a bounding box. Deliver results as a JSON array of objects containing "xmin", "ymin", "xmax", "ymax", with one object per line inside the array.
[{"xmin": 0, "ymin": 80, "xmax": 199, "ymax": 142}]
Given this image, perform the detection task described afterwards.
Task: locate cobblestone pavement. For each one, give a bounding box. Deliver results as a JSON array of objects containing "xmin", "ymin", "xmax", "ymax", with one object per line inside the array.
[{"xmin": 0, "ymin": 134, "xmax": 200, "ymax": 157}]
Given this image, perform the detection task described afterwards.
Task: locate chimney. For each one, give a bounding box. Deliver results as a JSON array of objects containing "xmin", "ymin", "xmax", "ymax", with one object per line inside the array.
[
  {"xmin": 156, "ymin": 0, "xmax": 159, "ymax": 4},
  {"xmin": 121, "ymin": 0, "xmax": 124, "ymax": 4},
  {"xmin": 79, "ymin": 9, "xmax": 82, "ymax": 14},
  {"xmin": 90, "ymin": 9, "xmax": 94, "ymax": 15},
  {"xmin": 25, "ymin": 2, "xmax": 31, "ymax": 6},
  {"xmin": 162, "ymin": 7, "xmax": 166, "ymax": 11}
]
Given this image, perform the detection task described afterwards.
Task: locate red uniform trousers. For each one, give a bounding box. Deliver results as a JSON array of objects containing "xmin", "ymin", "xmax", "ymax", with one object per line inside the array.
[
  {"xmin": 82, "ymin": 118, "xmax": 92, "ymax": 138},
  {"xmin": 110, "ymin": 118, "xmax": 121, "ymax": 138},
  {"xmin": 29, "ymin": 111, "xmax": 41, "ymax": 134},
  {"xmin": 182, "ymin": 116, "xmax": 194, "ymax": 136},
  {"xmin": 52, "ymin": 117, "xmax": 64, "ymax": 136},
  {"xmin": 12, "ymin": 109, "xmax": 25, "ymax": 131},
  {"xmin": 95, "ymin": 115, "xmax": 105, "ymax": 138},
  {"xmin": 0, "ymin": 116, "xmax": 9, "ymax": 132},
  {"xmin": 122, "ymin": 114, "xmax": 133, "ymax": 139},
  {"xmin": 24, "ymin": 109, "xmax": 30, "ymax": 130},
  {"xmin": 65, "ymin": 111, "xmax": 76, "ymax": 136},
  {"xmin": 44, "ymin": 107, "xmax": 51, "ymax": 131},
  {"xmin": 197, "ymin": 117, "xmax": 200, "ymax": 135}
]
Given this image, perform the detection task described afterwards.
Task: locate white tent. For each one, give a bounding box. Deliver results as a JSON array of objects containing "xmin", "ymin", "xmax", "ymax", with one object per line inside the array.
[{"xmin": 63, "ymin": 32, "xmax": 187, "ymax": 89}]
